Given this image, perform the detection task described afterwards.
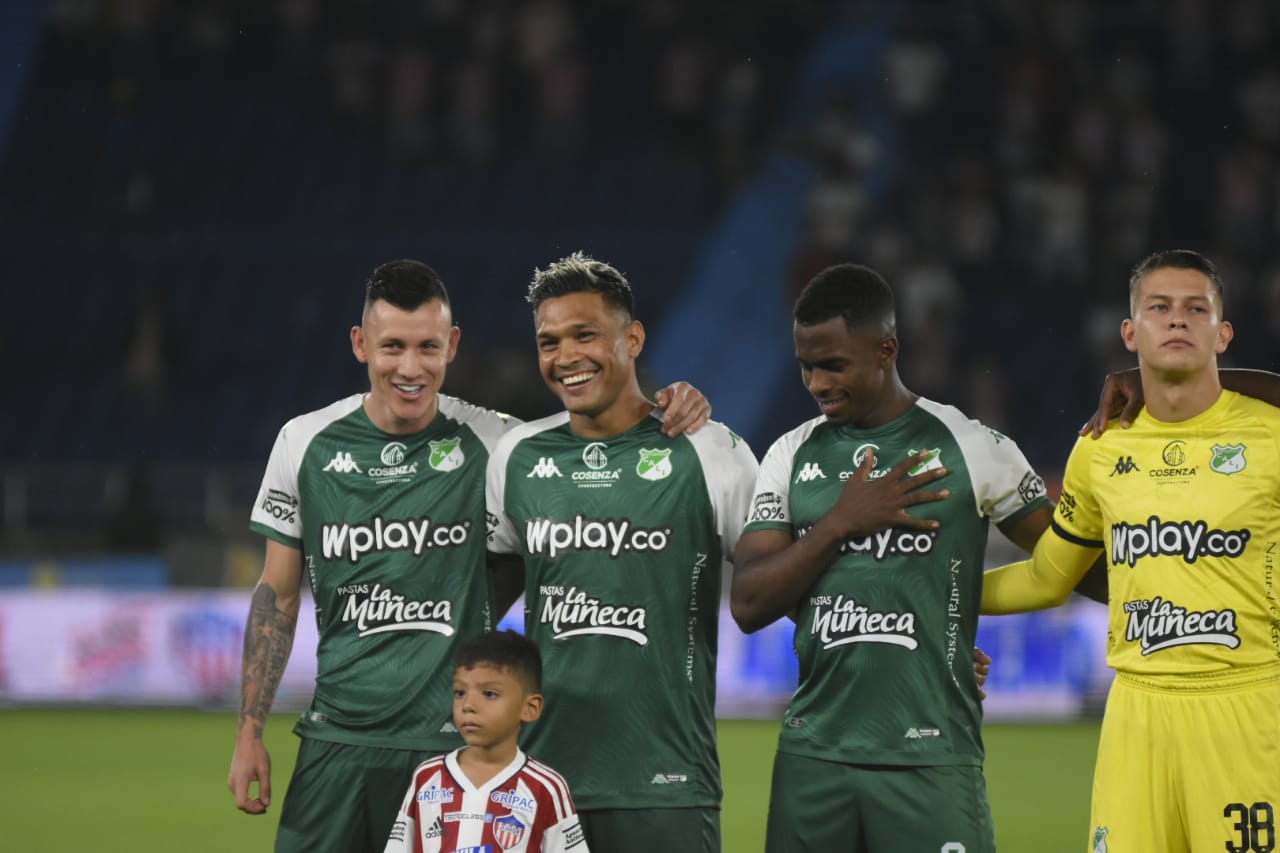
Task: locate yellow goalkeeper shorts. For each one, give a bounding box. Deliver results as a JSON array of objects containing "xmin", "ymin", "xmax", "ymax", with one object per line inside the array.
[{"xmin": 1089, "ymin": 663, "xmax": 1280, "ymax": 853}]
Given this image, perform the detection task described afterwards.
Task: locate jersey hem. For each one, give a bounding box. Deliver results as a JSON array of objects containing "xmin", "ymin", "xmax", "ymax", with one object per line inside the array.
[
  {"xmin": 571, "ymin": 791, "xmax": 721, "ymax": 811},
  {"xmin": 776, "ymin": 740, "xmax": 984, "ymax": 768},
  {"xmin": 249, "ymin": 521, "xmax": 300, "ymax": 549},
  {"xmin": 293, "ymin": 722, "xmax": 462, "ymax": 753}
]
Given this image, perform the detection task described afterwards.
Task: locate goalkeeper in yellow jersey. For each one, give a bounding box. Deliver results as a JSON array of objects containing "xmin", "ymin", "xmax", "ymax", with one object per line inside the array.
[{"xmin": 982, "ymin": 249, "xmax": 1280, "ymax": 853}]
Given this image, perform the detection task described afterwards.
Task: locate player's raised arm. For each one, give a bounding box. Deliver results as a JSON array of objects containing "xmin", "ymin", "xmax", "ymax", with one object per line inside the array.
[
  {"xmin": 731, "ymin": 449, "xmax": 947, "ymax": 633},
  {"xmin": 1082, "ymin": 367, "xmax": 1280, "ymax": 438},
  {"xmin": 981, "ymin": 526, "xmax": 1100, "ymax": 614},
  {"xmin": 653, "ymin": 380, "xmax": 711, "ymax": 436},
  {"xmin": 228, "ymin": 538, "xmax": 303, "ymax": 815}
]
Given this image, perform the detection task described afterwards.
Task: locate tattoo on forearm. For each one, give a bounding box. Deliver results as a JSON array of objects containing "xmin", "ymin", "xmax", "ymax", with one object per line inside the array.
[{"xmin": 238, "ymin": 584, "xmax": 297, "ymax": 735}]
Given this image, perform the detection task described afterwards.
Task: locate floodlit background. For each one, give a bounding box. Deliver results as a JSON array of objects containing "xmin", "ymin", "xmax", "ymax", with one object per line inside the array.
[{"xmin": 2, "ymin": 1, "xmax": 1278, "ymax": 849}]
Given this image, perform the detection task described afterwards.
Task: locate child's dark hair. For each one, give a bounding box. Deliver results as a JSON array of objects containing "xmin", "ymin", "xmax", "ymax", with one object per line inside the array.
[{"xmin": 454, "ymin": 630, "xmax": 542, "ymax": 693}]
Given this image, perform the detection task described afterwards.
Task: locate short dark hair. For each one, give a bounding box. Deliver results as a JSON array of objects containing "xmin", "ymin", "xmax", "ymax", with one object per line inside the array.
[
  {"xmin": 794, "ymin": 263, "xmax": 896, "ymax": 335},
  {"xmin": 454, "ymin": 630, "xmax": 542, "ymax": 694},
  {"xmin": 364, "ymin": 259, "xmax": 451, "ymax": 314},
  {"xmin": 527, "ymin": 251, "xmax": 635, "ymax": 321},
  {"xmin": 1129, "ymin": 250, "xmax": 1225, "ymax": 315}
]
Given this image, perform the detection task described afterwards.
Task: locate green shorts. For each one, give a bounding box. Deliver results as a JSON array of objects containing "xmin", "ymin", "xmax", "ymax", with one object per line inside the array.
[
  {"xmin": 765, "ymin": 751, "xmax": 994, "ymax": 853},
  {"xmin": 275, "ymin": 738, "xmax": 428, "ymax": 853},
  {"xmin": 579, "ymin": 806, "xmax": 721, "ymax": 853}
]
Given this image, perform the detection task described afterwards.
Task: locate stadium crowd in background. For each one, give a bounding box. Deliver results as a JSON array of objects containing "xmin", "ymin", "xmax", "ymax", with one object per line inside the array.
[{"xmin": 4, "ymin": 2, "xmax": 1278, "ymax": 518}]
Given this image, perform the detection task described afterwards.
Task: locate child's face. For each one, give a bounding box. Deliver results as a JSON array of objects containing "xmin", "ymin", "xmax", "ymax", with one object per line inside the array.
[{"xmin": 452, "ymin": 663, "xmax": 542, "ymax": 751}]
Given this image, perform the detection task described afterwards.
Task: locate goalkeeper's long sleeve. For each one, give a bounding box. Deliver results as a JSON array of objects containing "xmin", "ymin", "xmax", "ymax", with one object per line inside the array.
[{"xmin": 981, "ymin": 528, "xmax": 1099, "ymax": 614}]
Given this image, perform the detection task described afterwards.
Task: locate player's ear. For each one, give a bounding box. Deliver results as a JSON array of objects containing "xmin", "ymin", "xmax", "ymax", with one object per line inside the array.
[
  {"xmin": 447, "ymin": 325, "xmax": 461, "ymax": 363},
  {"xmin": 521, "ymin": 692, "xmax": 544, "ymax": 724},
  {"xmin": 879, "ymin": 335, "xmax": 898, "ymax": 367},
  {"xmin": 351, "ymin": 325, "xmax": 369, "ymax": 363},
  {"xmin": 1120, "ymin": 318, "xmax": 1137, "ymax": 353},
  {"xmin": 625, "ymin": 320, "xmax": 645, "ymax": 359},
  {"xmin": 1215, "ymin": 320, "xmax": 1233, "ymax": 354}
]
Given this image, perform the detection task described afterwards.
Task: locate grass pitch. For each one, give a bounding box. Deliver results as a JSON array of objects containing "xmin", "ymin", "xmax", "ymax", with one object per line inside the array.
[{"xmin": 0, "ymin": 708, "xmax": 1096, "ymax": 851}]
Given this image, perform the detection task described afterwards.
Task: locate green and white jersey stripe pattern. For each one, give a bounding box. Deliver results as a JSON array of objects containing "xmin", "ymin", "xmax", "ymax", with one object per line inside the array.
[
  {"xmin": 487, "ymin": 411, "xmax": 758, "ymax": 810},
  {"xmin": 744, "ymin": 398, "xmax": 1049, "ymax": 767},
  {"xmin": 250, "ymin": 393, "xmax": 515, "ymax": 751}
]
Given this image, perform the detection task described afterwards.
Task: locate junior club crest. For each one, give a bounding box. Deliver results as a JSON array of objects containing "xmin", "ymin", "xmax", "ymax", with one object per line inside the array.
[
  {"xmin": 428, "ymin": 436, "xmax": 464, "ymax": 472},
  {"xmin": 1210, "ymin": 443, "xmax": 1246, "ymax": 475},
  {"xmin": 636, "ymin": 448, "xmax": 673, "ymax": 481}
]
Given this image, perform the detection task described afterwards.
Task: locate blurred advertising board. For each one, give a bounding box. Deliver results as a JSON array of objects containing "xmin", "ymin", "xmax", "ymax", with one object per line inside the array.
[{"xmin": 0, "ymin": 589, "xmax": 1110, "ymax": 720}]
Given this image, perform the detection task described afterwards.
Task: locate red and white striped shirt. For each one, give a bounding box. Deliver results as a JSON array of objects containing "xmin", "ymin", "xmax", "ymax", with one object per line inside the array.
[{"xmin": 384, "ymin": 748, "xmax": 588, "ymax": 853}]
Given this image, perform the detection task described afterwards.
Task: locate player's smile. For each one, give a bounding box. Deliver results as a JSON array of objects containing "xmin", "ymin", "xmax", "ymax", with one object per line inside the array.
[
  {"xmin": 352, "ymin": 298, "xmax": 459, "ymax": 434},
  {"xmin": 557, "ymin": 369, "xmax": 598, "ymax": 390},
  {"xmin": 534, "ymin": 291, "xmax": 646, "ymax": 436}
]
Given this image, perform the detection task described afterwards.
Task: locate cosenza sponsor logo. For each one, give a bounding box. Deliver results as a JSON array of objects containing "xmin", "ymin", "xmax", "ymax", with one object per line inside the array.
[
  {"xmin": 538, "ymin": 585, "xmax": 648, "ymax": 645},
  {"xmin": 1110, "ymin": 516, "xmax": 1250, "ymax": 568},
  {"xmin": 809, "ymin": 594, "xmax": 918, "ymax": 649},
  {"xmin": 525, "ymin": 515, "xmax": 671, "ymax": 559},
  {"xmin": 339, "ymin": 583, "xmax": 453, "ymax": 637},
  {"xmin": 796, "ymin": 524, "xmax": 936, "ymax": 560},
  {"xmin": 321, "ymin": 514, "xmax": 471, "ymax": 564},
  {"xmin": 367, "ymin": 441, "xmax": 420, "ymax": 482},
  {"xmin": 1123, "ymin": 596, "xmax": 1240, "ymax": 654}
]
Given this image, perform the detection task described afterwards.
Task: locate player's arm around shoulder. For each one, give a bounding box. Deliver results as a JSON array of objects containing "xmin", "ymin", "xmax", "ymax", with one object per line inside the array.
[
  {"xmin": 228, "ymin": 539, "xmax": 303, "ymax": 815},
  {"xmin": 983, "ymin": 436, "xmax": 1105, "ymax": 615}
]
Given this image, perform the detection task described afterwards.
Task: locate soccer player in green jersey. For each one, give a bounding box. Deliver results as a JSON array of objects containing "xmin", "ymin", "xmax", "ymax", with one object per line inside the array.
[
  {"xmin": 226, "ymin": 259, "xmax": 710, "ymax": 853},
  {"xmin": 486, "ymin": 252, "xmax": 760, "ymax": 853},
  {"xmin": 982, "ymin": 250, "xmax": 1280, "ymax": 853},
  {"xmin": 731, "ymin": 263, "xmax": 1061, "ymax": 853}
]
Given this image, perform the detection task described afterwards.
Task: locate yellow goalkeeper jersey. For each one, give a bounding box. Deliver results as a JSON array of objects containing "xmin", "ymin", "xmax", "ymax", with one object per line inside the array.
[{"xmin": 1054, "ymin": 389, "xmax": 1280, "ymax": 676}]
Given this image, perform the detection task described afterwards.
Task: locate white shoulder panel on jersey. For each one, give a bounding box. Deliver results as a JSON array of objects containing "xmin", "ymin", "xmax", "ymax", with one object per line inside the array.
[
  {"xmin": 438, "ymin": 393, "xmax": 521, "ymax": 451},
  {"xmin": 684, "ymin": 419, "xmax": 760, "ymax": 561},
  {"xmin": 250, "ymin": 394, "xmax": 365, "ymax": 540},
  {"xmin": 485, "ymin": 411, "xmax": 571, "ymax": 554},
  {"xmin": 747, "ymin": 415, "xmax": 825, "ymax": 528},
  {"xmin": 915, "ymin": 397, "xmax": 1044, "ymax": 524}
]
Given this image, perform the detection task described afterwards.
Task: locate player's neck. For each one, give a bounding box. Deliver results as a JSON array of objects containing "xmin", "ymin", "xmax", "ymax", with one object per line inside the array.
[
  {"xmin": 568, "ymin": 388, "xmax": 654, "ymax": 439},
  {"xmin": 850, "ymin": 377, "xmax": 918, "ymax": 430},
  {"xmin": 1139, "ymin": 363, "xmax": 1223, "ymax": 423},
  {"xmin": 457, "ymin": 742, "xmax": 519, "ymax": 787}
]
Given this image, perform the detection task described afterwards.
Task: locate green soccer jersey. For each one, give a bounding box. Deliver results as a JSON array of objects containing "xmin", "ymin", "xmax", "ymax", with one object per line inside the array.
[
  {"xmin": 744, "ymin": 398, "xmax": 1049, "ymax": 767},
  {"xmin": 249, "ymin": 393, "xmax": 514, "ymax": 751},
  {"xmin": 486, "ymin": 412, "xmax": 758, "ymax": 810}
]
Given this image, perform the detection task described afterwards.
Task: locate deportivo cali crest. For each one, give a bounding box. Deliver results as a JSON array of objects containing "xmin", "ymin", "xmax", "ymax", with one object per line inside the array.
[
  {"xmin": 428, "ymin": 436, "xmax": 464, "ymax": 472},
  {"xmin": 1209, "ymin": 443, "xmax": 1245, "ymax": 475},
  {"xmin": 636, "ymin": 448, "xmax": 673, "ymax": 481}
]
